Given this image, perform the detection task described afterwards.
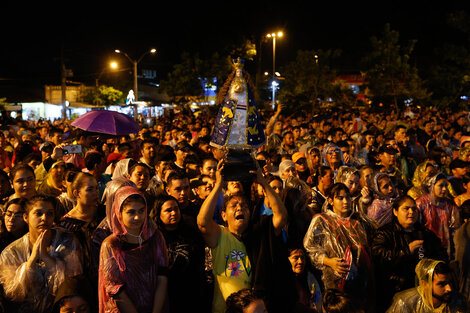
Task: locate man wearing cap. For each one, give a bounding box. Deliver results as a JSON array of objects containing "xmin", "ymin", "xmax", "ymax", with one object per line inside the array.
[
  {"xmin": 448, "ymin": 158, "xmax": 469, "ymax": 197},
  {"xmin": 295, "ymin": 123, "xmax": 316, "ymax": 149},
  {"xmin": 104, "ymin": 152, "xmax": 123, "ymax": 176},
  {"xmin": 174, "ymin": 141, "xmax": 192, "ymax": 170},
  {"xmin": 39, "ymin": 141, "xmax": 55, "ymax": 161},
  {"xmin": 292, "ymin": 152, "xmax": 309, "ymax": 182},
  {"xmin": 376, "ymin": 144, "xmax": 408, "ymax": 193},
  {"xmin": 191, "ymin": 175, "xmax": 215, "ymax": 206}
]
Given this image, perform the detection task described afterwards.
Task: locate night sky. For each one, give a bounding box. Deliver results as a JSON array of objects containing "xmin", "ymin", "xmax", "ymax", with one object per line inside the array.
[{"xmin": 0, "ymin": 2, "xmax": 467, "ymax": 100}]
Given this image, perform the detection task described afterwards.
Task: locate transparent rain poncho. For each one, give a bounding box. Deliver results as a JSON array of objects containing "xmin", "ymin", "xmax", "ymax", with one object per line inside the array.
[
  {"xmin": 367, "ymin": 172, "xmax": 397, "ymax": 227},
  {"xmin": 110, "ymin": 158, "xmax": 136, "ymax": 181},
  {"xmin": 407, "ymin": 161, "xmax": 438, "ymax": 200},
  {"xmin": 0, "ymin": 230, "xmax": 83, "ymax": 313},
  {"xmin": 386, "ymin": 259, "xmax": 467, "ymax": 313},
  {"xmin": 98, "ymin": 186, "xmax": 168, "ymax": 313},
  {"xmin": 335, "ymin": 166, "xmax": 359, "ymax": 185},
  {"xmin": 416, "ymin": 172, "xmax": 461, "ymax": 257},
  {"xmin": 335, "ymin": 166, "xmax": 363, "ymax": 213},
  {"xmin": 303, "ymin": 208, "xmax": 375, "ymax": 309}
]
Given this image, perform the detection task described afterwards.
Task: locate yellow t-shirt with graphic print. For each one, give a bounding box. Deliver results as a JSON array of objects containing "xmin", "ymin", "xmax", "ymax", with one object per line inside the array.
[{"xmin": 211, "ymin": 225, "xmax": 252, "ymax": 313}]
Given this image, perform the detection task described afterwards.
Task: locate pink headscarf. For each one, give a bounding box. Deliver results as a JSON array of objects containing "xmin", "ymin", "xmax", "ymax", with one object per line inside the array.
[
  {"xmin": 99, "ymin": 186, "xmax": 168, "ymax": 313},
  {"xmin": 110, "ymin": 186, "xmax": 155, "ymax": 241}
]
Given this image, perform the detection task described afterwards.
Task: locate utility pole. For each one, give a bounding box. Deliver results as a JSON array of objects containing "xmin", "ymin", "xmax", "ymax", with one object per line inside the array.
[
  {"xmin": 133, "ymin": 60, "xmax": 138, "ymax": 118},
  {"xmin": 255, "ymin": 36, "xmax": 264, "ymax": 108},
  {"xmin": 61, "ymin": 45, "xmax": 67, "ymax": 120}
]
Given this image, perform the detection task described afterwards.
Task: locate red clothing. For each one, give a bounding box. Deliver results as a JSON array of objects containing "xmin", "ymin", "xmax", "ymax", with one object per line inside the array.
[
  {"xmin": 0, "ymin": 148, "xmax": 11, "ymax": 170},
  {"xmin": 416, "ymin": 193, "xmax": 460, "ymax": 256},
  {"xmin": 98, "ymin": 186, "xmax": 168, "ymax": 313}
]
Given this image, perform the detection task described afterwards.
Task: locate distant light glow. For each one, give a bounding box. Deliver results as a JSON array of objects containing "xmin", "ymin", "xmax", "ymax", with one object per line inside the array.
[{"xmin": 266, "ymin": 31, "xmax": 284, "ymax": 39}]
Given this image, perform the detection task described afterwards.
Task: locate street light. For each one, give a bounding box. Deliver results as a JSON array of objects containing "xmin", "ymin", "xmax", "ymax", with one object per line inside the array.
[
  {"xmin": 115, "ymin": 48, "xmax": 157, "ymax": 117},
  {"xmin": 266, "ymin": 31, "xmax": 283, "ymax": 109},
  {"xmin": 271, "ymin": 80, "xmax": 279, "ymax": 109},
  {"xmin": 95, "ymin": 61, "xmax": 119, "ymax": 87}
]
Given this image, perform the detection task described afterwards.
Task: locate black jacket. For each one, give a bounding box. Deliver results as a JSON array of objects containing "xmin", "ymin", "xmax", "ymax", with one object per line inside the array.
[{"xmin": 371, "ymin": 219, "xmax": 448, "ymax": 312}]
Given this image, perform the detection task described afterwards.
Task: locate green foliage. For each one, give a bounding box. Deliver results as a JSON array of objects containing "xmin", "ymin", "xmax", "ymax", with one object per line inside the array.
[
  {"xmin": 84, "ymin": 86, "xmax": 124, "ymax": 106},
  {"xmin": 227, "ymin": 37, "xmax": 257, "ymax": 62},
  {"xmin": 361, "ymin": 23, "xmax": 430, "ymax": 110},
  {"xmin": 329, "ymin": 81, "xmax": 364, "ymax": 110},
  {"xmin": 150, "ymin": 15, "xmax": 470, "ymax": 111},
  {"xmin": 0, "ymin": 98, "xmax": 8, "ymax": 107},
  {"xmin": 0, "ymin": 97, "xmax": 7, "ymax": 113},
  {"xmin": 201, "ymin": 52, "xmax": 233, "ymax": 91},
  {"xmin": 160, "ymin": 52, "xmax": 204, "ymax": 101},
  {"xmin": 160, "ymin": 52, "xmax": 233, "ymax": 103},
  {"xmin": 424, "ymin": 11, "xmax": 470, "ymax": 110},
  {"xmin": 277, "ymin": 49, "xmax": 342, "ymax": 111}
]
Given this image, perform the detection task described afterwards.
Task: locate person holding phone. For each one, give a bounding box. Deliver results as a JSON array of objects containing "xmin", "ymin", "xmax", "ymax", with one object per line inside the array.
[{"xmin": 62, "ymin": 129, "xmax": 93, "ymax": 170}]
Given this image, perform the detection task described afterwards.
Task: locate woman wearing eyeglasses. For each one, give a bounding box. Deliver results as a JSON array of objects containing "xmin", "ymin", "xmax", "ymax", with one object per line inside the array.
[
  {"xmin": 322, "ymin": 143, "xmax": 344, "ymax": 177},
  {"xmin": 0, "ymin": 198, "xmax": 28, "ymax": 252}
]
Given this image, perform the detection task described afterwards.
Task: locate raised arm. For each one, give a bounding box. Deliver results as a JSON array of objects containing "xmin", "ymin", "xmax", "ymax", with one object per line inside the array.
[
  {"xmin": 197, "ymin": 159, "xmax": 224, "ymax": 248},
  {"xmin": 265, "ymin": 103, "xmax": 283, "ymax": 135},
  {"xmin": 255, "ymin": 164, "xmax": 287, "ymax": 235}
]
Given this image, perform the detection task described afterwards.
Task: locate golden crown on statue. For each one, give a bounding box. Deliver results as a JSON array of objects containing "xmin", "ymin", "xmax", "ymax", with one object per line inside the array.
[{"xmin": 233, "ymin": 57, "xmax": 245, "ymax": 70}]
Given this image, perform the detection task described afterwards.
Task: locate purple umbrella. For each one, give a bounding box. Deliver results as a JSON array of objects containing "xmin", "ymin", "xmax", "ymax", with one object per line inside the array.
[{"xmin": 71, "ymin": 110, "xmax": 141, "ymax": 135}]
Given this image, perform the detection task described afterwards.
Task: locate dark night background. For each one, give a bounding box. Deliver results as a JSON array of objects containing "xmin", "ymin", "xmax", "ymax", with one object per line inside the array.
[{"xmin": 0, "ymin": 2, "xmax": 467, "ymax": 101}]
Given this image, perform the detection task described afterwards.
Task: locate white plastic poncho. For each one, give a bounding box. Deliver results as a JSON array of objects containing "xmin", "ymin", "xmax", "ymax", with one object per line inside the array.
[
  {"xmin": 303, "ymin": 209, "xmax": 375, "ymax": 310},
  {"xmin": 0, "ymin": 230, "xmax": 83, "ymax": 312},
  {"xmin": 304, "ymin": 210, "xmax": 374, "ymax": 299}
]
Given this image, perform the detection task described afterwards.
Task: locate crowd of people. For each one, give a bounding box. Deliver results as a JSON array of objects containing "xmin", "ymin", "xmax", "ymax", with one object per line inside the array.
[{"xmin": 0, "ymin": 102, "xmax": 469, "ymax": 313}]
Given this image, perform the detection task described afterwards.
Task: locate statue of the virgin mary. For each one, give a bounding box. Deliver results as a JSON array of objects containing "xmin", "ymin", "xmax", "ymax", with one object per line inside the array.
[
  {"xmin": 210, "ymin": 58, "xmax": 265, "ymax": 180},
  {"xmin": 210, "ymin": 58, "xmax": 265, "ymax": 149}
]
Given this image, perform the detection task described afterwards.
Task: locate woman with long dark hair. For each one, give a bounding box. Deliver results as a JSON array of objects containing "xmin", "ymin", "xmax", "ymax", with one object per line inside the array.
[
  {"xmin": 371, "ymin": 195, "xmax": 447, "ymax": 312},
  {"xmin": 149, "ymin": 194, "xmax": 209, "ymax": 312},
  {"xmin": 308, "ymin": 166, "xmax": 334, "ymax": 214},
  {"xmin": 0, "ymin": 198, "xmax": 28, "ymax": 252}
]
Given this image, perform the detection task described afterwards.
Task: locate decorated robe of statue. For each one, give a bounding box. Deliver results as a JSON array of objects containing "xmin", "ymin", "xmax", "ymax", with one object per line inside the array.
[{"xmin": 210, "ymin": 59, "xmax": 265, "ymax": 150}]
